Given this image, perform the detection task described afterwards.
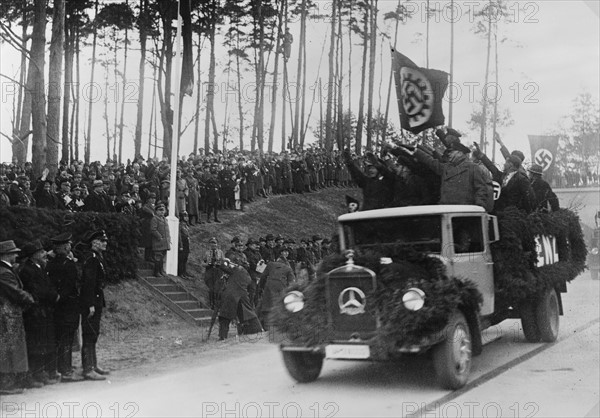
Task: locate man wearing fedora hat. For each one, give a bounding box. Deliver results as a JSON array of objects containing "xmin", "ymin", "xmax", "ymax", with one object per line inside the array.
[
  {"xmin": 18, "ymin": 239, "xmax": 61, "ymax": 387},
  {"xmin": 46, "ymin": 233, "xmax": 83, "ymax": 382},
  {"xmin": 80, "ymin": 230, "xmax": 110, "ymax": 380},
  {"xmin": 528, "ymin": 163, "xmax": 559, "ymax": 212},
  {"xmin": 84, "ymin": 180, "xmax": 110, "ymax": 212},
  {"xmin": 0, "ymin": 240, "xmax": 34, "ymax": 394}
]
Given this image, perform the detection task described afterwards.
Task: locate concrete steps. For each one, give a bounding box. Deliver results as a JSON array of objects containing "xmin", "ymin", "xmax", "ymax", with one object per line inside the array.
[{"xmin": 137, "ymin": 269, "xmax": 213, "ymax": 327}]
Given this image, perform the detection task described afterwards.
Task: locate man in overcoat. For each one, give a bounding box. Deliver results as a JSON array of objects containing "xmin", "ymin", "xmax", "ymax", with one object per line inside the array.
[
  {"xmin": 150, "ymin": 202, "xmax": 171, "ymax": 277},
  {"xmin": 216, "ymin": 259, "xmax": 262, "ymax": 340},
  {"xmin": 0, "ymin": 241, "xmax": 34, "ymax": 394},
  {"xmin": 18, "ymin": 239, "xmax": 60, "ymax": 386},
  {"xmin": 46, "ymin": 233, "xmax": 83, "ymax": 382},
  {"xmin": 258, "ymin": 248, "xmax": 295, "ymax": 329},
  {"xmin": 80, "ymin": 230, "xmax": 110, "ymax": 381},
  {"xmin": 528, "ymin": 164, "xmax": 559, "ymax": 212},
  {"xmin": 203, "ymin": 237, "xmax": 225, "ymax": 309}
]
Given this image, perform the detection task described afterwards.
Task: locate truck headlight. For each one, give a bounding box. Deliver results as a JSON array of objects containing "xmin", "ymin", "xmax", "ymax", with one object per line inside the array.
[
  {"xmin": 402, "ymin": 288, "xmax": 425, "ymax": 311},
  {"xmin": 284, "ymin": 291, "xmax": 305, "ymax": 313},
  {"xmin": 591, "ymin": 247, "xmax": 599, "ymax": 256}
]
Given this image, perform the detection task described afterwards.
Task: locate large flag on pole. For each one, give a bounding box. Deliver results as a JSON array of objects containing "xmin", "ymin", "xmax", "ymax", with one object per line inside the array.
[
  {"xmin": 528, "ymin": 135, "xmax": 559, "ymax": 172},
  {"xmin": 391, "ymin": 49, "xmax": 449, "ymax": 134},
  {"xmin": 180, "ymin": 0, "xmax": 194, "ymax": 96}
]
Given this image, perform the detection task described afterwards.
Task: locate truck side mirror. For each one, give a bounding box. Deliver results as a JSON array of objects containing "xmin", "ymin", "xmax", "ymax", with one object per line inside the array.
[{"xmin": 488, "ymin": 215, "xmax": 499, "ymax": 243}]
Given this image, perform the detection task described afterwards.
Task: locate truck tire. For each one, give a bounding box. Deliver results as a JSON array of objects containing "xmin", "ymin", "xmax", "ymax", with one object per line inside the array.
[
  {"xmin": 433, "ymin": 312, "xmax": 472, "ymax": 390},
  {"xmin": 535, "ymin": 288, "xmax": 559, "ymax": 342},
  {"xmin": 282, "ymin": 351, "xmax": 323, "ymax": 383},
  {"xmin": 520, "ymin": 303, "xmax": 541, "ymax": 343}
]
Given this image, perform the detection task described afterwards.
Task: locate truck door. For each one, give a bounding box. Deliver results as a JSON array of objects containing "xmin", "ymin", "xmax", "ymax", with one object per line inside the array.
[{"xmin": 448, "ymin": 215, "xmax": 494, "ymax": 315}]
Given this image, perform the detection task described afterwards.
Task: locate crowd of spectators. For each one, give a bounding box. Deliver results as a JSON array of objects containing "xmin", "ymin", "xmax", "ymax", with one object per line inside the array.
[
  {"xmin": 0, "ymin": 147, "xmax": 358, "ymax": 219},
  {"xmin": 548, "ymin": 155, "xmax": 599, "ymax": 188}
]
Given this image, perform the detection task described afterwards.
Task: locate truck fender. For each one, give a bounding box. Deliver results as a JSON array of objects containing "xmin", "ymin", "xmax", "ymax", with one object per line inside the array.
[{"xmin": 460, "ymin": 306, "xmax": 482, "ymax": 356}]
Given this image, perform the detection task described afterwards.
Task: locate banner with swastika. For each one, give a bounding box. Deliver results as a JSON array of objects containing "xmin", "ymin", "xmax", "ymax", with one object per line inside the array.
[{"xmin": 528, "ymin": 135, "xmax": 559, "ymax": 172}]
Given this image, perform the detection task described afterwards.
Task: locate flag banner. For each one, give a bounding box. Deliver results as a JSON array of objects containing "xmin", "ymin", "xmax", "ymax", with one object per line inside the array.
[
  {"xmin": 180, "ymin": 0, "xmax": 194, "ymax": 96},
  {"xmin": 391, "ymin": 49, "xmax": 449, "ymax": 134},
  {"xmin": 528, "ymin": 135, "xmax": 559, "ymax": 172}
]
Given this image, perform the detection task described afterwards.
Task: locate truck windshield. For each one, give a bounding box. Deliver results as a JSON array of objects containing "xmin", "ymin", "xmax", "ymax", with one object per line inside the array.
[{"xmin": 342, "ymin": 215, "xmax": 442, "ymax": 253}]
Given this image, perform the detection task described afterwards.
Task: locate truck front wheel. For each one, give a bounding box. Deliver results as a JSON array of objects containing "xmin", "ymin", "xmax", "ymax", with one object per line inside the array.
[
  {"xmin": 282, "ymin": 351, "xmax": 323, "ymax": 383},
  {"xmin": 535, "ymin": 287, "xmax": 559, "ymax": 342},
  {"xmin": 433, "ymin": 312, "xmax": 472, "ymax": 390}
]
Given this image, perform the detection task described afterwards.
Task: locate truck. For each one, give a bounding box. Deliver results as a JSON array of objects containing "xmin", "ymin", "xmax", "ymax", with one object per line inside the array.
[{"xmin": 272, "ymin": 205, "xmax": 586, "ymax": 389}]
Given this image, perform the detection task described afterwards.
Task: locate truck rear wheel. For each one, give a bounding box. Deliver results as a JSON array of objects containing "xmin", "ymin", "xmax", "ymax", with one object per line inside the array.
[
  {"xmin": 520, "ymin": 303, "xmax": 541, "ymax": 342},
  {"xmin": 433, "ymin": 312, "xmax": 472, "ymax": 390},
  {"xmin": 282, "ymin": 351, "xmax": 323, "ymax": 383},
  {"xmin": 535, "ymin": 288, "xmax": 559, "ymax": 342}
]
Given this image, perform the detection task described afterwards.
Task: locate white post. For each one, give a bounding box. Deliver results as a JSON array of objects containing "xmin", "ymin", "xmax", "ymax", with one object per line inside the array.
[{"xmin": 166, "ymin": 0, "xmax": 182, "ymax": 276}]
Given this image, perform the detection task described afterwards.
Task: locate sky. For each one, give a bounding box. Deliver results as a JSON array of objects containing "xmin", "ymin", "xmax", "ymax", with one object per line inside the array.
[{"xmin": 0, "ymin": 0, "xmax": 599, "ymax": 164}]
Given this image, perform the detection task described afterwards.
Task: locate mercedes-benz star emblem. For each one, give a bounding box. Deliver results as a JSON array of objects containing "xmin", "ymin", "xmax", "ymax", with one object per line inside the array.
[{"xmin": 338, "ymin": 287, "xmax": 366, "ymax": 315}]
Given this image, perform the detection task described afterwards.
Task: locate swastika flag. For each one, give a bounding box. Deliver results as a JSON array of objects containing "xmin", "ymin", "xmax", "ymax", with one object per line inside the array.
[
  {"xmin": 528, "ymin": 135, "xmax": 559, "ymax": 172},
  {"xmin": 391, "ymin": 50, "xmax": 449, "ymax": 134}
]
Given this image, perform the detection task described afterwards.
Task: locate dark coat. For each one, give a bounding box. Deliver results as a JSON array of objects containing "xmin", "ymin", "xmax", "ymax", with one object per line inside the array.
[
  {"xmin": 258, "ymin": 258, "xmax": 295, "ymax": 314},
  {"xmin": 244, "ymin": 247, "xmax": 263, "ymax": 280},
  {"xmin": 415, "ymin": 149, "xmax": 491, "ymax": 210},
  {"xmin": 217, "ymin": 265, "xmax": 258, "ymax": 322},
  {"xmin": 0, "ymin": 261, "xmax": 34, "ymax": 373},
  {"xmin": 530, "ymin": 177, "xmax": 559, "ymax": 212},
  {"xmin": 19, "ymin": 259, "xmax": 58, "ymax": 356},
  {"xmin": 346, "ymin": 160, "xmax": 394, "ymax": 210},
  {"xmin": 46, "ymin": 254, "xmax": 80, "ymax": 323},
  {"xmin": 84, "ymin": 191, "xmax": 109, "ymax": 212},
  {"xmin": 81, "ymin": 250, "xmax": 106, "ymax": 310}
]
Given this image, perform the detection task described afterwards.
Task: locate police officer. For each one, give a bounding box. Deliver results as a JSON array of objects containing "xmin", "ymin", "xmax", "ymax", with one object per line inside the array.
[
  {"xmin": 46, "ymin": 233, "xmax": 83, "ymax": 382},
  {"xmin": 80, "ymin": 230, "xmax": 110, "ymax": 380}
]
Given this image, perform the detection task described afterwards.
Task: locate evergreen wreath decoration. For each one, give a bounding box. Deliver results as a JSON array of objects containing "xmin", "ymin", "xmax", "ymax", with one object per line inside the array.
[{"xmin": 272, "ymin": 249, "xmax": 482, "ymax": 349}]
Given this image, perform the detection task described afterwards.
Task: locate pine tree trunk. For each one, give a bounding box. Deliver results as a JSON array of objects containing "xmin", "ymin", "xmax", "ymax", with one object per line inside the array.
[
  {"xmin": 336, "ymin": 7, "xmax": 343, "ymax": 150},
  {"xmin": 236, "ymin": 30, "xmax": 245, "ymax": 151},
  {"xmin": 355, "ymin": 3, "xmax": 369, "ymax": 154},
  {"xmin": 365, "ymin": 0, "xmax": 377, "ymax": 150},
  {"xmin": 268, "ymin": 0, "xmax": 285, "ymax": 153},
  {"xmin": 47, "ymin": 0, "xmax": 65, "ymax": 175},
  {"xmin": 31, "ymin": 0, "xmax": 48, "ymax": 178},
  {"xmin": 325, "ymin": 0, "xmax": 337, "ymax": 150},
  {"xmin": 62, "ymin": 19, "xmax": 74, "ymax": 164},
  {"xmin": 134, "ymin": 0, "xmax": 147, "ymax": 159},
  {"xmin": 257, "ymin": 5, "xmax": 266, "ymax": 152},
  {"xmin": 74, "ymin": 25, "xmax": 81, "ymax": 161},
  {"xmin": 204, "ymin": 19, "xmax": 216, "ymax": 154},
  {"xmin": 480, "ymin": 0, "xmax": 492, "ymax": 152},
  {"xmin": 492, "ymin": 24, "xmax": 498, "ymax": 162},
  {"xmin": 293, "ymin": 0, "xmax": 306, "ymax": 148},
  {"xmin": 15, "ymin": 0, "xmax": 30, "ymax": 165},
  {"xmin": 118, "ymin": 10, "xmax": 129, "ymax": 164},
  {"xmin": 104, "ymin": 61, "xmax": 111, "ymax": 161},
  {"xmin": 193, "ymin": 31, "xmax": 202, "ymax": 154},
  {"xmin": 85, "ymin": 0, "xmax": 99, "ymax": 164},
  {"xmin": 300, "ymin": 11, "xmax": 308, "ymax": 148},
  {"xmin": 382, "ymin": 1, "xmax": 402, "ymax": 142}
]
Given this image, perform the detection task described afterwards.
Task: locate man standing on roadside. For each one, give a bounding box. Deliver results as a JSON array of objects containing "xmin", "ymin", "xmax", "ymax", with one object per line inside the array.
[
  {"xmin": 46, "ymin": 233, "xmax": 83, "ymax": 382},
  {"xmin": 81, "ymin": 230, "xmax": 110, "ymax": 381},
  {"xmin": 0, "ymin": 241, "xmax": 34, "ymax": 395}
]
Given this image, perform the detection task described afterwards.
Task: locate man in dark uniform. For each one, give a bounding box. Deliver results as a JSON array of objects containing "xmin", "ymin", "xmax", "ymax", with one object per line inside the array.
[
  {"xmin": 46, "ymin": 233, "xmax": 83, "ymax": 382},
  {"xmin": 225, "ymin": 237, "xmax": 249, "ymax": 270},
  {"xmin": 244, "ymin": 238, "xmax": 263, "ymax": 306},
  {"xmin": 343, "ymin": 150, "xmax": 394, "ymax": 210},
  {"xmin": 80, "ymin": 230, "xmax": 110, "ymax": 381},
  {"xmin": 528, "ymin": 163, "xmax": 559, "ymax": 212},
  {"xmin": 18, "ymin": 240, "xmax": 60, "ymax": 387},
  {"xmin": 261, "ymin": 234, "xmax": 277, "ymax": 262},
  {"xmin": 258, "ymin": 248, "xmax": 295, "ymax": 329},
  {"xmin": 205, "ymin": 165, "xmax": 222, "ymax": 223}
]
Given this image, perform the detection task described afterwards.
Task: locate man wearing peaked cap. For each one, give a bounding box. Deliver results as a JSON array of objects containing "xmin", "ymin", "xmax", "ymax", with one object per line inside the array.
[
  {"xmin": 0, "ymin": 241, "xmax": 34, "ymax": 394},
  {"xmin": 80, "ymin": 230, "xmax": 110, "ymax": 380},
  {"xmin": 528, "ymin": 163, "xmax": 559, "ymax": 212},
  {"xmin": 46, "ymin": 232, "xmax": 83, "ymax": 382},
  {"xmin": 345, "ymin": 194, "xmax": 360, "ymax": 213}
]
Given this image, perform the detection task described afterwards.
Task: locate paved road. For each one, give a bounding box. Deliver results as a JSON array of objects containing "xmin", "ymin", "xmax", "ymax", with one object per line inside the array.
[{"xmin": 1, "ymin": 275, "xmax": 598, "ymax": 418}]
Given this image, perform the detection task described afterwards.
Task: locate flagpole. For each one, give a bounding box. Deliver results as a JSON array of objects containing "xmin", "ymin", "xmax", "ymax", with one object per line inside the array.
[
  {"xmin": 166, "ymin": 0, "xmax": 182, "ymax": 276},
  {"xmin": 448, "ymin": 0, "xmax": 454, "ymax": 127}
]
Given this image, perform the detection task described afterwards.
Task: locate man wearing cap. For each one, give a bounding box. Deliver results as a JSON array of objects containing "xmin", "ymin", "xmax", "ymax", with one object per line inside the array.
[
  {"xmin": 46, "ymin": 233, "xmax": 83, "ymax": 382},
  {"xmin": 9, "ymin": 174, "xmax": 35, "ymax": 207},
  {"xmin": 34, "ymin": 171, "xmax": 59, "ymax": 209},
  {"xmin": 150, "ymin": 202, "xmax": 171, "ymax": 277},
  {"xmin": 18, "ymin": 239, "xmax": 61, "ymax": 387},
  {"xmin": 205, "ymin": 166, "xmax": 222, "ymax": 223},
  {"xmin": 321, "ymin": 238, "xmax": 333, "ymax": 258},
  {"xmin": 56, "ymin": 179, "xmax": 73, "ymax": 210},
  {"xmin": 216, "ymin": 258, "xmax": 262, "ymax": 340},
  {"xmin": 258, "ymin": 247, "xmax": 295, "ymax": 329},
  {"xmin": 244, "ymin": 238, "xmax": 263, "ymax": 306},
  {"xmin": 343, "ymin": 149, "xmax": 394, "ymax": 210},
  {"xmin": 203, "ymin": 237, "xmax": 225, "ymax": 309},
  {"xmin": 311, "ymin": 235, "xmax": 323, "ymax": 262},
  {"xmin": 0, "ymin": 176, "xmax": 11, "ymax": 207},
  {"xmin": 84, "ymin": 180, "xmax": 110, "ymax": 212},
  {"xmin": 80, "ymin": 230, "xmax": 110, "ymax": 380},
  {"xmin": 399, "ymin": 131, "xmax": 492, "ymax": 211},
  {"xmin": 528, "ymin": 164, "xmax": 559, "ymax": 212},
  {"xmin": 261, "ymin": 234, "xmax": 277, "ymax": 262},
  {"xmin": 0, "ymin": 241, "xmax": 34, "ymax": 394},
  {"xmin": 225, "ymin": 237, "xmax": 249, "ymax": 270}
]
